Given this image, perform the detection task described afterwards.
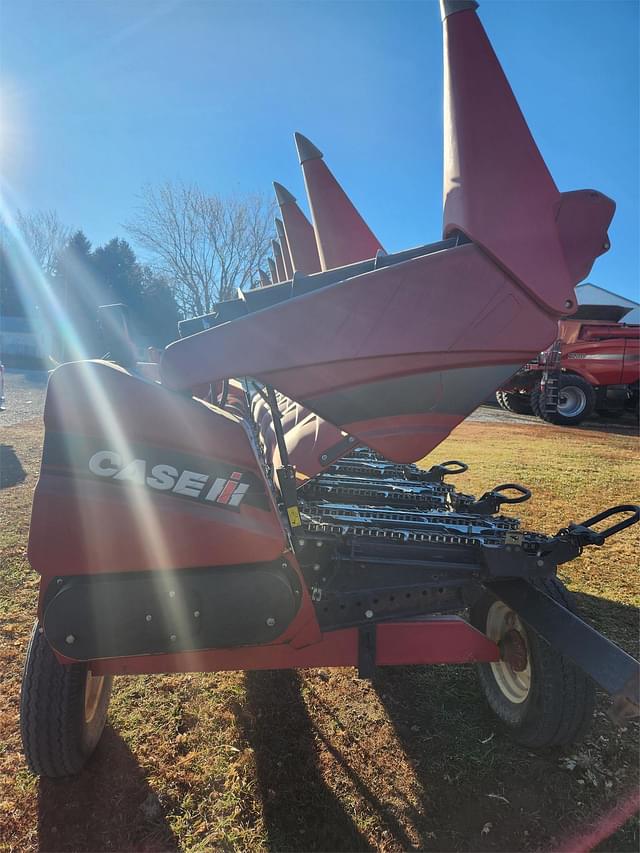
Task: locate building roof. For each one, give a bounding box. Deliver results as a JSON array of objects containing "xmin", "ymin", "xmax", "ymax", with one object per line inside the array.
[{"xmin": 575, "ymin": 282, "xmax": 638, "ymax": 308}]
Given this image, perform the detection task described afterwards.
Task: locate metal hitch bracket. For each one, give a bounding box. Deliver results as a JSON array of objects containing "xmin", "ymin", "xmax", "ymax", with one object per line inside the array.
[
  {"xmin": 463, "ymin": 483, "xmax": 532, "ymax": 515},
  {"xmin": 561, "ymin": 504, "xmax": 640, "ymax": 547}
]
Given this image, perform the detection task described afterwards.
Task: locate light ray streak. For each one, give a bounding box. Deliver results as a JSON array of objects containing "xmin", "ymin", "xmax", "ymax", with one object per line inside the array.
[{"xmin": 1, "ymin": 183, "xmax": 202, "ymax": 660}]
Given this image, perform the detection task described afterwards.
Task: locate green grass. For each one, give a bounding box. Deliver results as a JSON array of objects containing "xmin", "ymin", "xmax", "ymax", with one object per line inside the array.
[{"xmin": 1, "ymin": 417, "xmax": 638, "ymax": 852}]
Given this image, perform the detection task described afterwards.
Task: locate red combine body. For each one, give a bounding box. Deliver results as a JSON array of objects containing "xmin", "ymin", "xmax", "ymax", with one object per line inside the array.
[
  {"xmin": 19, "ymin": 0, "xmax": 640, "ymax": 780},
  {"xmin": 497, "ymin": 314, "xmax": 640, "ymax": 425}
]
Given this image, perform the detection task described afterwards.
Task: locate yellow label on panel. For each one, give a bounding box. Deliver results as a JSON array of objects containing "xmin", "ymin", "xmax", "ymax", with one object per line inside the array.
[{"xmin": 287, "ymin": 506, "xmax": 302, "ymax": 527}]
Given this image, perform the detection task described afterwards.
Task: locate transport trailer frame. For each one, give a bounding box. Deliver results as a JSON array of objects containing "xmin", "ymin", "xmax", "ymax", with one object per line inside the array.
[{"xmin": 38, "ymin": 418, "xmax": 640, "ymax": 717}]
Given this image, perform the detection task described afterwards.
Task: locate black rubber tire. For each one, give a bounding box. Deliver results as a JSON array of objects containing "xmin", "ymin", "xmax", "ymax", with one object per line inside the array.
[
  {"xmin": 470, "ymin": 578, "xmax": 596, "ymax": 749},
  {"xmin": 531, "ymin": 375, "xmax": 595, "ymax": 426},
  {"xmin": 624, "ymin": 388, "xmax": 639, "ymax": 416},
  {"xmin": 496, "ymin": 390, "xmax": 532, "ymax": 415},
  {"xmin": 20, "ymin": 621, "xmax": 113, "ymax": 777},
  {"xmin": 495, "ymin": 390, "xmax": 509, "ymax": 411}
]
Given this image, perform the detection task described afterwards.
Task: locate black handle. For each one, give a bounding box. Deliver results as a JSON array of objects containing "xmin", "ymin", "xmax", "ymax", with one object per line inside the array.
[
  {"xmin": 488, "ymin": 484, "xmax": 532, "ymax": 505},
  {"xmin": 570, "ymin": 504, "xmax": 640, "ymax": 543},
  {"xmin": 424, "ymin": 460, "xmax": 469, "ymax": 482},
  {"xmin": 438, "ymin": 460, "xmax": 469, "ymax": 476},
  {"xmin": 458, "ymin": 482, "xmax": 531, "ymax": 515}
]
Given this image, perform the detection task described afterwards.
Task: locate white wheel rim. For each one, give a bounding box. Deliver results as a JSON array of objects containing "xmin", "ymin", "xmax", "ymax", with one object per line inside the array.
[
  {"xmin": 486, "ymin": 601, "xmax": 531, "ymax": 704},
  {"xmin": 558, "ymin": 385, "xmax": 587, "ymax": 418},
  {"xmin": 84, "ymin": 671, "xmax": 105, "ymax": 723}
]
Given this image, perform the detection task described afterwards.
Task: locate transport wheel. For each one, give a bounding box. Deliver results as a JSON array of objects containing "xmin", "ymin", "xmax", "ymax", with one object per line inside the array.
[
  {"xmin": 531, "ymin": 375, "xmax": 595, "ymax": 426},
  {"xmin": 470, "ymin": 578, "xmax": 595, "ymax": 749},
  {"xmin": 495, "ymin": 390, "xmax": 532, "ymax": 415},
  {"xmin": 20, "ymin": 621, "xmax": 113, "ymax": 777}
]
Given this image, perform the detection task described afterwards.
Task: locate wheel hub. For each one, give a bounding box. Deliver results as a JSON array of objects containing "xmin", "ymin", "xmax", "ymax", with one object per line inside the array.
[
  {"xmin": 486, "ymin": 601, "xmax": 532, "ymax": 704},
  {"xmin": 500, "ymin": 628, "xmax": 528, "ymax": 672},
  {"xmin": 558, "ymin": 386, "xmax": 587, "ymax": 418}
]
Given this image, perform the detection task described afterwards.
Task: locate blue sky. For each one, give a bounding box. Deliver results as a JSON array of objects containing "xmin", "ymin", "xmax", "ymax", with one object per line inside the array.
[{"xmin": 2, "ymin": 0, "xmax": 638, "ymax": 301}]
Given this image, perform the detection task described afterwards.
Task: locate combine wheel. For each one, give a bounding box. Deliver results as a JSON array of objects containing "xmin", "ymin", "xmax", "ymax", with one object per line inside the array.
[
  {"xmin": 531, "ymin": 375, "xmax": 595, "ymax": 426},
  {"xmin": 20, "ymin": 621, "xmax": 112, "ymax": 777},
  {"xmin": 495, "ymin": 391, "xmax": 509, "ymax": 411},
  {"xmin": 495, "ymin": 390, "xmax": 532, "ymax": 415},
  {"xmin": 470, "ymin": 579, "xmax": 595, "ymax": 748}
]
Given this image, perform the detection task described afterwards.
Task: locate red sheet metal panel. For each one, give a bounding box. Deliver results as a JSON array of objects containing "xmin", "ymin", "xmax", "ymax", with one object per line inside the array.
[
  {"xmin": 162, "ymin": 243, "xmax": 556, "ymax": 462},
  {"xmin": 28, "ymin": 361, "xmax": 288, "ymax": 578},
  {"xmin": 90, "ymin": 617, "xmax": 500, "ymax": 675}
]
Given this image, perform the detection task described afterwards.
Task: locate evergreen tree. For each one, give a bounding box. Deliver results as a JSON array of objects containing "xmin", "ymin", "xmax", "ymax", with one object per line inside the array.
[
  {"xmin": 92, "ymin": 238, "xmax": 143, "ymax": 308},
  {"xmin": 2, "ymin": 215, "xmax": 182, "ymax": 360},
  {"xmin": 139, "ymin": 266, "xmax": 181, "ymax": 347},
  {"xmin": 53, "ymin": 230, "xmax": 98, "ymax": 358},
  {"xmin": 0, "ymin": 244, "xmax": 26, "ymax": 317}
]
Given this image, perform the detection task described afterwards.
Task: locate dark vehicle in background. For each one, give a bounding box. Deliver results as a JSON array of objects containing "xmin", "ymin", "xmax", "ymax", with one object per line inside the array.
[{"xmin": 497, "ymin": 306, "xmax": 640, "ymax": 426}]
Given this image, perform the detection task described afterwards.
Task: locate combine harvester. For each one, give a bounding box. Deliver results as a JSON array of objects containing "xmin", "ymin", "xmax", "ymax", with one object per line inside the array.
[
  {"xmin": 21, "ymin": 0, "xmax": 639, "ymax": 778},
  {"xmin": 496, "ymin": 311, "xmax": 640, "ymax": 425}
]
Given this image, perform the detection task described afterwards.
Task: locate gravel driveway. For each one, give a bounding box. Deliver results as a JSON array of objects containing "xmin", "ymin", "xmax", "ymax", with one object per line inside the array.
[
  {"xmin": 1, "ymin": 368, "xmax": 49, "ymax": 426},
  {"xmin": 468, "ymin": 399, "xmax": 639, "ymax": 434}
]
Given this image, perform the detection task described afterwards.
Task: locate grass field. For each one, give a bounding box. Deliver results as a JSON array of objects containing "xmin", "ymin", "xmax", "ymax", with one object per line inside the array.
[{"xmin": 1, "ymin": 416, "xmax": 638, "ymax": 852}]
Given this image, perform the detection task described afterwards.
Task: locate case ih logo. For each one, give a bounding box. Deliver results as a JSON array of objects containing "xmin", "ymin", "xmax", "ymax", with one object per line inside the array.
[{"xmin": 88, "ymin": 450, "xmax": 249, "ymax": 507}]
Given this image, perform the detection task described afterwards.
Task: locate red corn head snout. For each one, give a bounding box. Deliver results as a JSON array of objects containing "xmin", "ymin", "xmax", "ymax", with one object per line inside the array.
[
  {"xmin": 295, "ymin": 132, "xmax": 384, "ymax": 270},
  {"xmin": 271, "ymin": 239, "xmax": 286, "ymax": 282},
  {"xmin": 275, "ymin": 218, "xmax": 294, "ymax": 279},
  {"xmin": 267, "ymin": 257, "xmax": 279, "ymax": 284},
  {"xmin": 258, "ymin": 269, "xmax": 271, "ymax": 288},
  {"xmin": 273, "ymin": 182, "xmax": 321, "ymax": 275},
  {"xmin": 441, "ymin": 0, "xmax": 614, "ymax": 315}
]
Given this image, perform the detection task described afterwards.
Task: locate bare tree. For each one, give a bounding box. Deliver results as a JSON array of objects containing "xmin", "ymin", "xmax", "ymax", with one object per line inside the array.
[
  {"xmin": 15, "ymin": 209, "xmax": 72, "ymax": 276},
  {"xmin": 126, "ymin": 183, "xmax": 274, "ymax": 316}
]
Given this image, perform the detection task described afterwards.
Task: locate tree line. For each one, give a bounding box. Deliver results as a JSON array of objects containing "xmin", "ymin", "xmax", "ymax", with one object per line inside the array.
[{"xmin": 1, "ymin": 186, "xmax": 274, "ymax": 361}]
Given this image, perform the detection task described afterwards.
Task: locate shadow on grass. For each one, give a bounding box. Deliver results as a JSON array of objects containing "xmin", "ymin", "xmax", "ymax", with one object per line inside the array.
[
  {"xmin": 238, "ymin": 670, "xmax": 372, "ymax": 853},
  {"xmin": 577, "ymin": 413, "xmax": 640, "ymax": 438},
  {"xmin": 38, "ymin": 725, "xmax": 178, "ymax": 852},
  {"xmin": 570, "ymin": 590, "xmax": 640, "ymax": 657},
  {"xmin": 372, "ymin": 590, "xmax": 639, "ymax": 851},
  {"xmin": 0, "ymin": 445, "xmax": 26, "ymax": 488}
]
